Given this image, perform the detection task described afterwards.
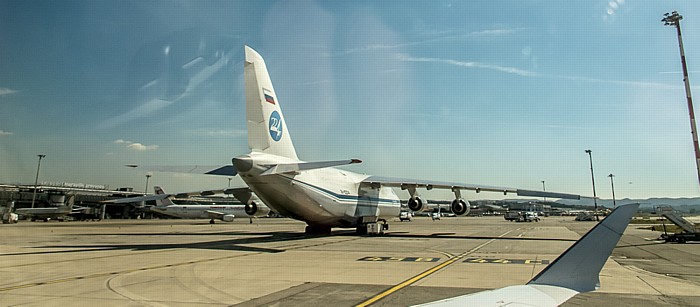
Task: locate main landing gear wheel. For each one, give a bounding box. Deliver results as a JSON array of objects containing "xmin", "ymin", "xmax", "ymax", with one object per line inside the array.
[
  {"xmin": 209, "ymin": 219, "xmax": 215, "ymax": 224},
  {"xmin": 305, "ymin": 225, "xmax": 331, "ymax": 235}
]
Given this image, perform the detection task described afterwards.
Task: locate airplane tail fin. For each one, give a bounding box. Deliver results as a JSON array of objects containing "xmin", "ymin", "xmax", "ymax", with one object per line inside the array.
[
  {"xmin": 153, "ymin": 186, "xmax": 175, "ymax": 207},
  {"xmin": 244, "ymin": 46, "xmax": 298, "ymax": 160},
  {"xmin": 527, "ymin": 203, "xmax": 639, "ymax": 292},
  {"xmin": 65, "ymin": 194, "xmax": 75, "ymax": 210}
]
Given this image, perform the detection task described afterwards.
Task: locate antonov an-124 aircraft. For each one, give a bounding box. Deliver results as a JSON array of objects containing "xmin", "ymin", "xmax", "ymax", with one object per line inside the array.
[{"xmin": 128, "ymin": 46, "xmax": 584, "ymax": 235}]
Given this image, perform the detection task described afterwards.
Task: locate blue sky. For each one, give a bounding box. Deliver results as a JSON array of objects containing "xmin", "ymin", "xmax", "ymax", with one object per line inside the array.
[{"xmin": 1, "ymin": 1, "xmax": 699, "ymax": 201}]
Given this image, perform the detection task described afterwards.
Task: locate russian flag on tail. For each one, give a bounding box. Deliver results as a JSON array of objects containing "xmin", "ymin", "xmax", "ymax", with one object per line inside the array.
[{"xmin": 263, "ymin": 89, "xmax": 275, "ymax": 105}]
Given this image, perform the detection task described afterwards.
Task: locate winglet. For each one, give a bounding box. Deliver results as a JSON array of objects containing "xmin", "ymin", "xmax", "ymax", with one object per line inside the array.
[
  {"xmin": 413, "ymin": 203, "xmax": 638, "ymax": 307},
  {"xmin": 527, "ymin": 203, "xmax": 639, "ymax": 292}
]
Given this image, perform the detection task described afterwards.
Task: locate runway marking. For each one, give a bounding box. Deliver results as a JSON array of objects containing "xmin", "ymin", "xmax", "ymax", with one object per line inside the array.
[
  {"xmin": 463, "ymin": 258, "xmax": 550, "ymax": 264},
  {"xmin": 358, "ymin": 256, "xmax": 441, "ymax": 262},
  {"xmin": 354, "ymin": 229, "xmax": 514, "ymax": 307}
]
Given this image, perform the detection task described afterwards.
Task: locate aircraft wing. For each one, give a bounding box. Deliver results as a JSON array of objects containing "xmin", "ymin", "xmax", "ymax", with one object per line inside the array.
[
  {"xmin": 413, "ymin": 284, "xmax": 577, "ymax": 307},
  {"xmin": 363, "ymin": 176, "xmax": 581, "ymax": 199},
  {"xmin": 414, "ymin": 203, "xmax": 639, "ymax": 307},
  {"xmin": 102, "ymin": 194, "xmax": 170, "ymax": 204},
  {"xmin": 104, "ymin": 187, "xmax": 255, "ymax": 204}
]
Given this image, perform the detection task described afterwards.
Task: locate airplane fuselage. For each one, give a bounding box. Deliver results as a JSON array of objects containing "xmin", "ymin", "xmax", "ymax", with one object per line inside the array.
[
  {"xmin": 151, "ymin": 205, "xmax": 243, "ymax": 220},
  {"xmin": 15, "ymin": 207, "xmax": 72, "ymax": 220},
  {"xmin": 235, "ymin": 152, "xmax": 401, "ymax": 228}
]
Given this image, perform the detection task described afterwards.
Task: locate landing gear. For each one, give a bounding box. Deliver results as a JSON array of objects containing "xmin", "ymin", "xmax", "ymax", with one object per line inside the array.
[
  {"xmin": 362, "ymin": 220, "xmax": 389, "ymax": 236},
  {"xmin": 209, "ymin": 219, "xmax": 216, "ymax": 224},
  {"xmin": 305, "ymin": 225, "xmax": 331, "ymax": 235}
]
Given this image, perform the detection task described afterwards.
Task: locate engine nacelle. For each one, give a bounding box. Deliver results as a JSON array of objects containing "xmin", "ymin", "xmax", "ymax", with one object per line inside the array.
[
  {"xmin": 407, "ymin": 197, "xmax": 425, "ymax": 212},
  {"xmin": 222, "ymin": 214, "xmax": 235, "ymax": 222},
  {"xmin": 245, "ymin": 201, "xmax": 271, "ymax": 217},
  {"xmin": 245, "ymin": 202, "xmax": 258, "ymax": 216},
  {"xmin": 451, "ymin": 199, "xmax": 470, "ymax": 216}
]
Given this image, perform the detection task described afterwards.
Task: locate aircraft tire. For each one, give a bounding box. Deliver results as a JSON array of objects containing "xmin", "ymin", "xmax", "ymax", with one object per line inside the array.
[{"xmin": 305, "ymin": 225, "xmax": 331, "ymax": 235}]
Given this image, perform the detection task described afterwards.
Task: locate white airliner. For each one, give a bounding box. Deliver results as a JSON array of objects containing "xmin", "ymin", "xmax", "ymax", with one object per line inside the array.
[
  {"xmin": 127, "ymin": 46, "xmax": 583, "ymax": 234},
  {"xmin": 15, "ymin": 194, "xmax": 77, "ymax": 222},
  {"xmin": 415, "ymin": 203, "xmax": 639, "ymax": 307},
  {"xmin": 147, "ymin": 186, "xmax": 270, "ymax": 224}
]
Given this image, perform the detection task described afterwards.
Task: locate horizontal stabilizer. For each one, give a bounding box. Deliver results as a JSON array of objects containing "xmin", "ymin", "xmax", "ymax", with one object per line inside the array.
[
  {"xmin": 260, "ymin": 159, "xmax": 362, "ymax": 176},
  {"xmin": 125, "ymin": 165, "xmax": 237, "ymax": 176}
]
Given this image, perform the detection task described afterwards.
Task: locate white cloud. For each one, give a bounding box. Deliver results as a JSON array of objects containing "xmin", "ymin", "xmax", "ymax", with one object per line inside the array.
[
  {"xmin": 127, "ymin": 143, "xmax": 158, "ymax": 151},
  {"xmin": 0, "ymin": 88, "xmax": 18, "ymax": 96},
  {"xmin": 114, "ymin": 139, "xmax": 157, "ymax": 151},
  {"xmin": 602, "ymin": 0, "xmax": 626, "ymax": 22},
  {"xmin": 397, "ymin": 54, "xmax": 538, "ymax": 77},
  {"xmin": 0, "ymin": 130, "xmax": 13, "ymax": 136},
  {"xmin": 334, "ymin": 28, "xmax": 524, "ymax": 56},
  {"xmin": 397, "ymin": 54, "xmax": 679, "ymax": 89}
]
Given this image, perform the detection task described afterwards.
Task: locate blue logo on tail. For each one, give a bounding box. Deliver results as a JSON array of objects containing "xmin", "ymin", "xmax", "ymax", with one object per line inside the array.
[{"xmin": 269, "ymin": 111, "xmax": 283, "ymax": 142}]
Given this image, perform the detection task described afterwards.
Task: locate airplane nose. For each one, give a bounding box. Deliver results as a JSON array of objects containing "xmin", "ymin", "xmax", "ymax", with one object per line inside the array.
[{"xmin": 232, "ymin": 156, "xmax": 253, "ymax": 173}]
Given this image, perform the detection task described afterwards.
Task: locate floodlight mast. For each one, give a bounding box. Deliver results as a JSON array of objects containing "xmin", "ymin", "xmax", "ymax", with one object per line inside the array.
[{"xmin": 663, "ymin": 11, "xmax": 700, "ymax": 187}]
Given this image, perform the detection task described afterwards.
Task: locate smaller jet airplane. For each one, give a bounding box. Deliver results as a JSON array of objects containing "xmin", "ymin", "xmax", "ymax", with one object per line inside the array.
[
  {"xmin": 15, "ymin": 194, "xmax": 77, "ymax": 222},
  {"xmin": 413, "ymin": 203, "xmax": 639, "ymax": 307},
  {"xmin": 109, "ymin": 186, "xmax": 270, "ymax": 224}
]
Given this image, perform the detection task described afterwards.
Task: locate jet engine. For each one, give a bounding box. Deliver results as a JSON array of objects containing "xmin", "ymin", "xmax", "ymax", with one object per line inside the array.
[
  {"xmin": 245, "ymin": 202, "xmax": 258, "ymax": 216},
  {"xmin": 222, "ymin": 214, "xmax": 235, "ymax": 222},
  {"xmin": 407, "ymin": 197, "xmax": 425, "ymax": 212},
  {"xmin": 451, "ymin": 199, "xmax": 470, "ymax": 216},
  {"xmin": 245, "ymin": 201, "xmax": 271, "ymax": 216}
]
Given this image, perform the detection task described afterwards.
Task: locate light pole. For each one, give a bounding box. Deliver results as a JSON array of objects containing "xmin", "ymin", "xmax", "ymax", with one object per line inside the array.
[
  {"xmin": 585, "ymin": 149, "xmax": 599, "ymax": 221},
  {"xmin": 31, "ymin": 154, "xmax": 46, "ymax": 208},
  {"xmin": 608, "ymin": 174, "xmax": 617, "ymax": 209},
  {"xmin": 541, "ymin": 180, "xmax": 546, "ymax": 203},
  {"xmin": 663, "ymin": 11, "xmax": 700, "ymax": 186},
  {"xmin": 144, "ymin": 174, "xmax": 151, "ymax": 194}
]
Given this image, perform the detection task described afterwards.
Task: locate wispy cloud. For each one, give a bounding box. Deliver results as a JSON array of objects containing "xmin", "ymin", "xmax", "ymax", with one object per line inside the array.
[
  {"xmin": 0, "ymin": 130, "xmax": 13, "ymax": 136},
  {"xmin": 602, "ymin": 0, "xmax": 626, "ymax": 22},
  {"xmin": 333, "ymin": 28, "xmax": 524, "ymax": 56},
  {"xmin": 398, "ymin": 54, "xmax": 680, "ymax": 89},
  {"xmin": 659, "ymin": 71, "xmax": 700, "ymax": 74},
  {"xmin": 397, "ymin": 54, "xmax": 538, "ymax": 77},
  {"xmin": 0, "ymin": 88, "xmax": 18, "ymax": 96},
  {"xmin": 552, "ymin": 74, "xmax": 681, "ymax": 90},
  {"xmin": 189, "ymin": 129, "xmax": 247, "ymax": 138},
  {"xmin": 113, "ymin": 139, "xmax": 158, "ymax": 151}
]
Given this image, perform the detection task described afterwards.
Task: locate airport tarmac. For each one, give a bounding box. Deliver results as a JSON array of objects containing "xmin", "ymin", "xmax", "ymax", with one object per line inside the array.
[{"xmin": 0, "ymin": 216, "xmax": 698, "ymax": 306}]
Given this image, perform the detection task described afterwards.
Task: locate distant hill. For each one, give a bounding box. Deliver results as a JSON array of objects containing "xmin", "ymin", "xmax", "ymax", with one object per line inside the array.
[{"xmin": 555, "ymin": 197, "xmax": 700, "ymax": 213}]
